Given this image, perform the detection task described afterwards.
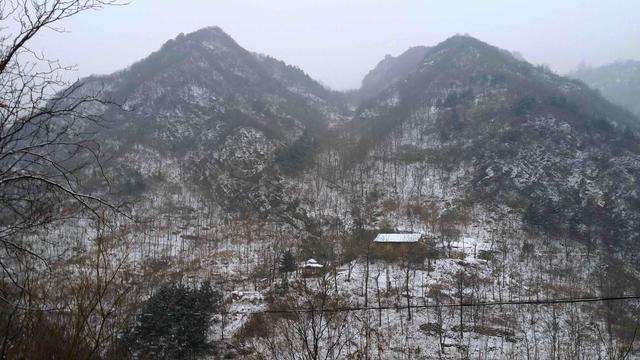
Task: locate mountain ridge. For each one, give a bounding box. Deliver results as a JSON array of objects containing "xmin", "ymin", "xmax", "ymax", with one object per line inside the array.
[
  {"xmin": 358, "ymin": 45, "xmax": 432, "ymax": 101},
  {"xmin": 344, "ymin": 33, "xmax": 640, "ymax": 257},
  {"xmin": 72, "ymin": 26, "xmax": 640, "ymax": 259}
]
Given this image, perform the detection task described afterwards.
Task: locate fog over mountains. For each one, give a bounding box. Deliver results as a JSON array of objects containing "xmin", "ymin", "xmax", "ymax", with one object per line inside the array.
[{"xmin": 571, "ymin": 60, "xmax": 640, "ymax": 116}]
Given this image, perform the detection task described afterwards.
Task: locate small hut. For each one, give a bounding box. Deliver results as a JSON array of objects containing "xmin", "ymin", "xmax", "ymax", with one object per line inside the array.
[{"xmin": 301, "ymin": 258, "xmax": 324, "ymax": 276}]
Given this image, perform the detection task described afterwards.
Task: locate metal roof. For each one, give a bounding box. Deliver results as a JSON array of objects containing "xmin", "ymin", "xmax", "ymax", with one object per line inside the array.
[{"xmin": 373, "ymin": 233, "xmax": 422, "ymax": 243}]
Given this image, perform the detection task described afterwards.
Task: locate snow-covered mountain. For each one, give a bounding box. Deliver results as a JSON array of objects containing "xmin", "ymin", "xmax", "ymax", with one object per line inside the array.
[
  {"xmin": 357, "ymin": 45, "xmax": 432, "ymax": 101},
  {"xmin": 345, "ymin": 35, "xmax": 640, "ymax": 258},
  {"xmin": 51, "ymin": 28, "xmax": 640, "ymax": 358},
  {"xmin": 77, "ymin": 27, "xmax": 349, "ymax": 232}
]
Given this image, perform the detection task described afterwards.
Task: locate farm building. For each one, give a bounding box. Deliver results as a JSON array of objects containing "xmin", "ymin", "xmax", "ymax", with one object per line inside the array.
[
  {"xmin": 370, "ymin": 233, "xmax": 427, "ymax": 262},
  {"xmin": 373, "ymin": 233, "xmax": 422, "ymax": 243}
]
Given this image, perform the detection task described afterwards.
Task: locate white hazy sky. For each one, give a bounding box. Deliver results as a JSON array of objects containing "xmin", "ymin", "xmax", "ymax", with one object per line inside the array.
[{"xmin": 23, "ymin": 0, "xmax": 640, "ymax": 90}]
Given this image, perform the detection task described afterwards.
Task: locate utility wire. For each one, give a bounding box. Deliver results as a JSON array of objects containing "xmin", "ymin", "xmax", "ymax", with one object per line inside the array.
[
  {"xmin": 127, "ymin": 295, "xmax": 640, "ymax": 319},
  {"xmin": 251, "ymin": 294, "xmax": 640, "ymax": 315}
]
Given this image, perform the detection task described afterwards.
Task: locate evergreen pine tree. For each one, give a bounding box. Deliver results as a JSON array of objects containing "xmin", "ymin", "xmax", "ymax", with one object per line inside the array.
[
  {"xmin": 279, "ymin": 250, "xmax": 297, "ymax": 274},
  {"xmin": 279, "ymin": 250, "xmax": 297, "ymax": 291},
  {"xmin": 119, "ymin": 282, "xmax": 222, "ymax": 359}
]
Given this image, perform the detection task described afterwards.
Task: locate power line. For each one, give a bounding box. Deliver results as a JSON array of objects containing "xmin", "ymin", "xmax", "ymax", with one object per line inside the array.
[
  {"xmin": 125, "ymin": 294, "xmax": 640, "ymax": 322},
  {"xmin": 253, "ymin": 294, "xmax": 640, "ymax": 315}
]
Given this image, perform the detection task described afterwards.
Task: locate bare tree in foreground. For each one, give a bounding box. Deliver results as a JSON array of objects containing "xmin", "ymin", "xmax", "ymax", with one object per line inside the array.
[
  {"xmin": 0, "ymin": 0, "xmax": 125, "ymax": 289},
  {"xmin": 258, "ymin": 275, "xmax": 352, "ymax": 360},
  {"xmin": 0, "ymin": 1, "xmax": 128, "ymax": 358},
  {"xmin": 0, "ymin": 219, "xmax": 136, "ymax": 358}
]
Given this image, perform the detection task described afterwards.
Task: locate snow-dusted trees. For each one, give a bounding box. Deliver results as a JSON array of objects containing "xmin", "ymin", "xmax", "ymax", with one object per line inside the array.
[
  {"xmin": 256, "ymin": 276, "xmax": 352, "ymax": 360},
  {"xmin": 0, "ymin": 220, "xmax": 135, "ymax": 358},
  {"xmin": 0, "ymin": 1, "xmax": 127, "ymax": 357},
  {"xmin": 0, "ymin": 0, "xmax": 125, "ymax": 283}
]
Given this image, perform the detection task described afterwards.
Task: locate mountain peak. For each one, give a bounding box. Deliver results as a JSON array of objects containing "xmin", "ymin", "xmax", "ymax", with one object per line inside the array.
[
  {"xmin": 185, "ymin": 26, "xmax": 229, "ymax": 40},
  {"xmin": 441, "ymin": 33, "xmax": 486, "ymax": 45},
  {"xmin": 414, "ymin": 33, "xmax": 527, "ymax": 76},
  {"xmin": 359, "ymin": 45, "xmax": 432, "ymax": 100},
  {"xmin": 429, "ymin": 34, "xmax": 501, "ymax": 60},
  {"xmin": 170, "ymin": 26, "xmax": 239, "ymax": 51},
  {"xmin": 357, "ymin": 35, "xmax": 521, "ymax": 101}
]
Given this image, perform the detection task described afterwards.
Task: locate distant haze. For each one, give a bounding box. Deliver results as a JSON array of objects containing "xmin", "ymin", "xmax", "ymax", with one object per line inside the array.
[{"xmin": 24, "ymin": 0, "xmax": 640, "ymax": 90}]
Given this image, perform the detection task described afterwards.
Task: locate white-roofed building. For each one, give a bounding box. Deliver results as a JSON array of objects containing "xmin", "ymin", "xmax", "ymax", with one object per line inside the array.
[
  {"xmin": 371, "ymin": 233, "xmax": 426, "ymax": 261},
  {"xmin": 302, "ymin": 259, "xmax": 324, "ymax": 268},
  {"xmin": 373, "ymin": 233, "xmax": 422, "ymax": 243},
  {"xmin": 301, "ymin": 258, "xmax": 324, "ymax": 276}
]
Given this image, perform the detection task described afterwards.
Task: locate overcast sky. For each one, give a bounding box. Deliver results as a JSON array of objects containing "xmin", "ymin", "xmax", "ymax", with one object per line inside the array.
[{"xmin": 24, "ymin": 0, "xmax": 640, "ymax": 90}]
